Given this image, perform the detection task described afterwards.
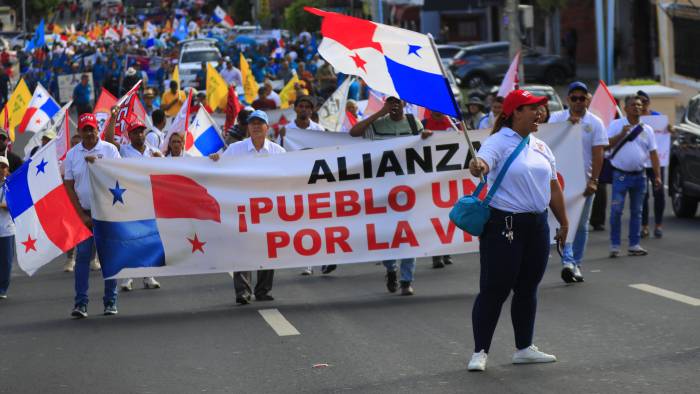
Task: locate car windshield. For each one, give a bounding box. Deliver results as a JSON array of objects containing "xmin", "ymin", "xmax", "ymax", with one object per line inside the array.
[
  {"xmin": 181, "ymin": 50, "xmax": 220, "ymax": 64},
  {"xmin": 688, "ymin": 98, "xmax": 700, "ymax": 125}
]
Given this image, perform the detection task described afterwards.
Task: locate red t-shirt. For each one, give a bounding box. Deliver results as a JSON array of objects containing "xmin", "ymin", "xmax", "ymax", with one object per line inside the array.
[{"xmin": 423, "ymin": 116, "xmax": 454, "ymax": 131}]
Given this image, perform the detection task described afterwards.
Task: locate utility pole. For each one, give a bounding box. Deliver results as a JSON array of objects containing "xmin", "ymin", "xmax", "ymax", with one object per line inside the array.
[
  {"xmin": 22, "ymin": 0, "xmax": 26, "ymax": 33},
  {"xmin": 504, "ymin": 0, "xmax": 523, "ymax": 84}
]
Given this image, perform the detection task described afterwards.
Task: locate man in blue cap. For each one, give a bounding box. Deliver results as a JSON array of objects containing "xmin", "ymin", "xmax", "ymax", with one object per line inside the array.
[
  {"xmin": 548, "ymin": 81, "xmax": 609, "ymax": 283},
  {"xmin": 209, "ymin": 109, "xmax": 285, "ymax": 305}
]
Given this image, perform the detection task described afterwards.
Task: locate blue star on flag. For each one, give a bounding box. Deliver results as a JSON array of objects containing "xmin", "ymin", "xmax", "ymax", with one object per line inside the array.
[
  {"xmin": 109, "ymin": 180, "xmax": 127, "ymax": 205},
  {"xmin": 408, "ymin": 44, "xmax": 422, "ymax": 57},
  {"xmin": 35, "ymin": 159, "xmax": 48, "ymax": 175}
]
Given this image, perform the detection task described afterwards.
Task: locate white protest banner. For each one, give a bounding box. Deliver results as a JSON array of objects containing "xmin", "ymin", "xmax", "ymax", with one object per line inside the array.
[
  {"xmin": 57, "ymin": 73, "xmax": 95, "ymax": 103},
  {"xmin": 89, "ymin": 123, "xmax": 584, "ymax": 279},
  {"xmin": 641, "ymin": 115, "xmax": 671, "ymax": 167},
  {"xmin": 318, "ymin": 76, "xmax": 353, "ymax": 131}
]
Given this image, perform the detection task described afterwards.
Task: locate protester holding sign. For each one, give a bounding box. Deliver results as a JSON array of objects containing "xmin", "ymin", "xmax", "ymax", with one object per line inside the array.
[
  {"xmin": 548, "ymin": 82, "xmax": 608, "ymax": 284},
  {"xmin": 638, "ymin": 91, "xmax": 668, "ymax": 239},
  {"xmin": 606, "ymin": 96, "xmax": 662, "ymax": 258},
  {"xmin": 466, "ymin": 89, "xmax": 569, "ymax": 372}
]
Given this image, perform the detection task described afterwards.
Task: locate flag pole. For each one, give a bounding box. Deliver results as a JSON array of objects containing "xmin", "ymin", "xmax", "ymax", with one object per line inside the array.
[{"xmin": 426, "ymin": 33, "xmax": 483, "ymax": 182}]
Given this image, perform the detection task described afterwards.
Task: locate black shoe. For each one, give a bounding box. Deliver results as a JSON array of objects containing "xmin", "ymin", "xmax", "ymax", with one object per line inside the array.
[
  {"xmin": 573, "ymin": 266, "xmax": 584, "ymax": 283},
  {"xmin": 592, "ymin": 225, "xmax": 605, "ymax": 232},
  {"xmin": 432, "ymin": 256, "xmax": 445, "ymax": 269},
  {"xmin": 255, "ymin": 294, "xmax": 275, "ymax": 301},
  {"xmin": 103, "ymin": 303, "xmax": 118, "ymax": 316},
  {"xmin": 236, "ymin": 294, "xmax": 251, "ymax": 305},
  {"xmin": 321, "ymin": 265, "xmax": 337, "ymax": 274},
  {"xmin": 443, "ymin": 255, "xmax": 453, "ymax": 265},
  {"xmin": 386, "ymin": 271, "xmax": 398, "ymax": 293},
  {"xmin": 71, "ymin": 304, "xmax": 88, "ymax": 319},
  {"xmin": 400, "ymin": 281, "xmax": 414, "ymax": 296},
  {"xmin": 561, "ymin": 264, "xmax": 576, "ymax": 284}
]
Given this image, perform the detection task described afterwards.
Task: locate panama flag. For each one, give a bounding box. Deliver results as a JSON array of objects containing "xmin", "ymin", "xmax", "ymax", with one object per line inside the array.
[
  {"xmin": 17, "ymin": 83, "xmax": 60, "ymax": 134},
  {"xmin": 213, "ymin": 6, "xmax": 235, "ymax": 29},
  {"xmin": 23, "ymin": 101, "xmax": 72, "ymax": 160},
  {"xmin": 186, "ymin": 107, "xmax": 226, "ymax": 157},
  {"xmin": 305, "ymin": 7, "xmax": 460, "ymax": 118},
  {"xmin": 90, "ymin": 162, "xmax": 224, "ymax": 278},
  {"xmin": 5, "ymin": 139, "xmax": 92, "ymax": 275}
]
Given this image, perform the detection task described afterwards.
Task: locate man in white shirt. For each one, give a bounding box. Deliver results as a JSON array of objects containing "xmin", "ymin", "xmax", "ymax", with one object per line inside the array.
[
  {"xmin": 606, "ymin": 95, "xmax": 662, "ymax": 258},
  {"xmin": 265, "ymin": 83, "xmax": 282, "ymax": 109},
  {"xmin": 548, "ymin": 82, "xmax": 608, "ymax": 283},
  {"xmin": 104, "ymin": 108, "xmax": 163, "ymax": 291},
  {"xmin": 220, "ymin": 57, "xmax": 243, "ymax": 87},
  {"xmin": 145, "ymin": 109, "xmax": 166, "ymax": 152},
  {"xmin": 210, "ymin": 110, "xmax": 285, "ymax": 304},
  {"xmin": 64, "ymin": 113, "xmax": 121, "ymax": 318}
]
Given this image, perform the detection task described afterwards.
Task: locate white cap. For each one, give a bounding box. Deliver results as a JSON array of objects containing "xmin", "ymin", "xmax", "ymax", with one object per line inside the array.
[{"xmin": 0, "ymin": 156, "xmax": 9, "ymax": 167}]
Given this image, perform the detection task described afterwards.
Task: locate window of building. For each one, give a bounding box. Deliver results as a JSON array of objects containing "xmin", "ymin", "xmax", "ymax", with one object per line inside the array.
[{"xmin": 673, "ymin": 17, "xmax": 700, "ymax": 80}]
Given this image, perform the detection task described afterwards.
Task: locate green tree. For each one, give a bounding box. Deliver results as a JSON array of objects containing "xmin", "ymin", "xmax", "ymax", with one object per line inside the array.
[
  {"xmin": 232, "ymin": 0, "xmax": 252, "ymax": 24},
  {"xmin": 284, "ymin": 0, "xmax": 325, "ymax": 34}
]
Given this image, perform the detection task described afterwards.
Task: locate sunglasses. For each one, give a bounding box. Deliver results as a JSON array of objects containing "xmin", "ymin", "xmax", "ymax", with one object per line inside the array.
[{"xmin": 569, "ymin": 96, "xmax": 587, "ymax": 102}]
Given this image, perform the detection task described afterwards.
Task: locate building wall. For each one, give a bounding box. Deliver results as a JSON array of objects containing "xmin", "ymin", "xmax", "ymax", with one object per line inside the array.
[{"xmin": 558, "ymin": 0, "xmax": 598, "ymax": 65}]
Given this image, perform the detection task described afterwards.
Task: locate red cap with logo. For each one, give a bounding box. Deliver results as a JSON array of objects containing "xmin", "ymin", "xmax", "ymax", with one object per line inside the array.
[
  {"xmin": 78, "ymin": 113, "xmax": 98, "ymax": 130},
  {"xmin": 502, "ymin": 89, "xmax": 548, "ymax": 117},
  {"xmin": 126, "ymin": 116, "xmax": 146, "ymax": 133}
]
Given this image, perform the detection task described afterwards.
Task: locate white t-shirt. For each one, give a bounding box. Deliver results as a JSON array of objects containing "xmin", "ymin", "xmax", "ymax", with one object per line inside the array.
[
  {"xmin": 285, "ymin": 119, "xmax": 324, "ymax": 131},
  {"xmin": 0, "ymin": 184, "xmax": 14, "ymax": 237},
  {"xmin": 119, "ymin": 143, "xmax": 161, "ymax": 158},
  {"xmin": 145, "ymin": 127, "xmax": 165, "ymax": 151},
  {"xmin": 268, "ymin": 91, "xmax": 282, "ymax": 107},
  {"xmin": 220, "ymin": 67, "xmax": 243, "ymax": 87},
  {"xmin": 477, "ymin": 127, "xmax": 557, "ymax": 213},
  {"xmin": 64, "ymin": 140, "xmax": 121, "ymax": 210},
  {"xmin": 607, "ymin": 118, "xmax": 657, "ymax": 172},
  {"xmin": 221, "ymin": 138, "xmax": 286, "ymax": 158},
  {"xmin": 478, "ymin": 112, "xmax": 495, "ymax": 130},
  {"xmin": 549, "ymin": 109, "xmax": 608, "ymax": 177}
]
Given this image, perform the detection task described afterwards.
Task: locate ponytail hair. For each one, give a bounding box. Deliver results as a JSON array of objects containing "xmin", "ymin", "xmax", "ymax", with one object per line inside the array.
[{"xmin": 491, "ymin": 112, "xmax": 513, "ymax": 135}]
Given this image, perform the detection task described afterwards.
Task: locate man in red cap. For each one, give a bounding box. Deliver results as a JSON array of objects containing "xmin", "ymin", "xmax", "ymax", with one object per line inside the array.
[
  {"xmin": 64, "ymin": 112, "xmax": 122, "ymax": 318},
  {"xmin": 104, "ymin": 107, "xmax": 163, "ymax": 291}
]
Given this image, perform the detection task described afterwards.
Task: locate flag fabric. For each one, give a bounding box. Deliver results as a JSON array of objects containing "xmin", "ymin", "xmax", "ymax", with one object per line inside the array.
[
  {"xmin": 271, "ymin": 114, "xmax": 289, "ymax": 138},
  {"xmin": 17, "ymin": 83, "xmax": 60, "ymax": 134},
  {"xmin": 305, "ymin": 7, "xmax": 459, "ymax": 118},
  {"xmin": 340, "ymin": 110, "xmax": 358, "ymax": 132},
  {"xmin": 4, "ymin": 139, "xmax": 92, "ymax": 276},
  {"xmin": 279, "ymin": 73, "xmax": 300, "ymax": 109},
  {"xmin": 318, "ymin": 75, "xmax": 352, "ymax": 130},
  {"xmin": 171, "ymin": 65, "xmax": 180, "ymax": 89},
  {"xmin": 213, "ymin": 6, "xmax": 235, "ymax": 29},
  {"xmin": 23, "ymin": 101, "xmax": 72, "ymax": 160},
  {"xmin": 54, "ymin": 104, "xmax": 71, "ymax": 161},
  {"xmin": 161, "ymin": 89, "xmax": 192, "ymax": 152},
  {"xmin": 589, "ymin": 80, "xmax": 620, "ymax": 128},
  {"xmin": 224, "ymin": 86, "xmax": 242, "ymax": 131},
  {"xmin": 173, "ymin": 17, "xmax": 188, "ymax": 41},
  {"xmin": 1, "ymin": 79, "xmax": 32, "ymax": 141},
  {"xmin": 25, "ymin": 19, "xmax": 46, "ymax": 51},
  {"xmin": 186, "ymin": 107, "xmax": 226, "ymax": 157},
  {"xmin": 105, "ymin": 27, "xmax": 121, "ymax": 41},
  {"xmin": 497, "ymin": 51, "xmax": 521, "ymax": 98},
  {"xmin": 112, "ymin": 80, "xmax": 143, "ymax": 140},
  {"xmin": 206, "ymin": 63, "xmax": 228, "ymax": 112},
  {"xmin": 362, "ymin": 88, "xmax": 386, "ymax": 117},
  {"xmin": 93, "ymin": 88, "xmax": 118, "ymax": 134},
  {"xmin": 239, "ymin": 54, "xmax": 259, "ymax": 104}
]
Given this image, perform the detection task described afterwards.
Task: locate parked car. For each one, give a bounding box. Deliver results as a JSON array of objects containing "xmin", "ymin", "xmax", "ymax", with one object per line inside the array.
[
  {"xmin": 178, "ymin": 39, "xmax": 222, "ymax": 89},
  {"xmin": 450, "ymin": 41, "xmax": 573, "ymax": 89},
  {"xmin": 520, "ymin": 84, "xmax": 564, "ymax": 112},
  {"xmin": 436, "ymin": 44, "xmax": 464, "ymax": 65},
  {"xmin": 669, "ymin": 94, "xmax": 700, "ymax": 218}
]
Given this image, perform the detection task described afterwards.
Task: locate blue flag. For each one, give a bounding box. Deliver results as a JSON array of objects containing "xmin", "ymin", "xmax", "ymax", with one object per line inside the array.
[
  {"xmin": 173, "ymin": 17, "xmax": 188, "ymax": 42},
  {"xmin": 25, "ymin": 19, "xmax": 45, "ymax": 51}
]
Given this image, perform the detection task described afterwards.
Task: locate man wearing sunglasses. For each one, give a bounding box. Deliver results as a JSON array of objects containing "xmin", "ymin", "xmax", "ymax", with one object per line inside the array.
[
  {"xmin": 0, "ymin": 128, "xmax": 22, "ymax": 173},
  {"xmin": 548, "ymin": 82, "xmax": 609, "ymax": 284}
]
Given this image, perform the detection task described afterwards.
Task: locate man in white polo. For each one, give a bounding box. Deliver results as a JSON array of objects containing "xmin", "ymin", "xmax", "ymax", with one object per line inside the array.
[{"xmin": 64, "ymin": 113, "xmax": 121, "ymax": 318}]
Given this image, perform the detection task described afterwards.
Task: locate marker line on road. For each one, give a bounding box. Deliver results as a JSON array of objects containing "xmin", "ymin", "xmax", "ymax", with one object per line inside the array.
[
  {"xmin": 258, "ymin": 308, "xmax": 301, "ymax": 336},
  {"xmin": 629, "ymin": 284, "xmax": 700, "ymax": 306}
]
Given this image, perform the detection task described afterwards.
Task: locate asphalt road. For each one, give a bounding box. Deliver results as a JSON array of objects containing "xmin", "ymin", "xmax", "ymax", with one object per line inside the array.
[{"xmin": 1, "ymin": 212, "xmax": 699, "ymax": 394}]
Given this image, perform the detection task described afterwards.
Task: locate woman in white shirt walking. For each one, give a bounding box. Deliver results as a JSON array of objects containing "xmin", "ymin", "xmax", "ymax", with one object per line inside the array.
[{"xmin": 0, "ymin": 156, "xmax": 15, "ymax": 299}]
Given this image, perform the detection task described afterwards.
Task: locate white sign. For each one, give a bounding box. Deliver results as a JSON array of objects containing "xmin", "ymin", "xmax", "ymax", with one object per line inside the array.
[
  {"xmin": 641, "ymin": 115, "xmax": 671, "ymax": 167},
  {"xmin": 57, "ymin": 73, "xmax": 95, "ymax": 104}
]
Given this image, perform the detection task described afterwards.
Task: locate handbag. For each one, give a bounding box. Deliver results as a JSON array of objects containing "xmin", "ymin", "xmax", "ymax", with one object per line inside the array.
[
  {"xmin": 449, "ymin": 135, "xmax": 530, "ymax": 236},
  {"xmin": 599, "ymin": 124, "xmax": 644, "ymax": 184}
]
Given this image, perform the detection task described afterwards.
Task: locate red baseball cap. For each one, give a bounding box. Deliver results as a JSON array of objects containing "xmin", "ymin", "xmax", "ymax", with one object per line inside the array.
[
  {"xmin": 126, "ymin": 116, "xmax": 146, "ymax": 133},
  {"xmin": 78, "ymin": 113, "xmax": 98, "ymax": 130},
  {"xmin": 502, "ymin": 89, "xmax": 548, "ymax": 117}
]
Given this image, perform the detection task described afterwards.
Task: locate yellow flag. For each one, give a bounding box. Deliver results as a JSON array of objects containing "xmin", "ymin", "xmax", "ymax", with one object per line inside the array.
[
  {"xmin": 239, "ymin": 54, "xmax": 259, "ymax": 105},
  {"xmin": 1, "ymin": 79, "xmax": 32, "ymax": 142},
  {"xmin": 206, "ymin": 63, "xmax": 228, "ymax": 112},
  {"xmin": 171, "ymin": 65, "xmax": 180, "ymax": 89},
  {"xmin": 279, "ymin": 73, "xmax": 300, "ymax": 109},
  {"xmin": 53, "ymin": 24, "xmax": 63, "ymax": 34}
]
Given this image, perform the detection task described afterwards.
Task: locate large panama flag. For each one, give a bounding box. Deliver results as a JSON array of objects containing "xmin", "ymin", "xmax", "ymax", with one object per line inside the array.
[
  {"xmin": 17, "ymin": 83, "xmax": 60, "ymax": 134},
  {"xmin": 305, "ymin": 7, "xmax": 460, "ymax": 118}
]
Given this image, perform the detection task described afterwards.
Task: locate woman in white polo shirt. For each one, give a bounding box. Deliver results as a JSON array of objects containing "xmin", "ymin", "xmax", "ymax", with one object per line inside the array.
[{"xmin": 466, "ymin": 90, "xmax": 569, "ymax": 371}]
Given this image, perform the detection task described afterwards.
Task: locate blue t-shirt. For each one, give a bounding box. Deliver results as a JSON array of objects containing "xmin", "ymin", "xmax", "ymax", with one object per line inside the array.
[{"xmin": 73, "ymin": 83, "xmax": 91, "ymax": 106}]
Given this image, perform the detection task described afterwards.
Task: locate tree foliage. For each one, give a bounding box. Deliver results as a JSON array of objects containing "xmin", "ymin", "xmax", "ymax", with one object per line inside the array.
[
  {"xmin": 283, "ymin": 0, "xmax": 325, "ymax": 34},
  {"xmin": 232, "ymin": 0, "xmax": 253, "ymax": 24}
]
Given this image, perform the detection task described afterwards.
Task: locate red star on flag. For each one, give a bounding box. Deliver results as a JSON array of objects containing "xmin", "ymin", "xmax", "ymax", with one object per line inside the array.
[
  {"xmin": 350, "ymin": 53, "xmax": 367, "ymax": 73},
  {"xmin": 187, "ymin": 234, "xmax": 206, "ymax": 254},
  {"xmin": 22, "ymin": 235, "xmax": 37, "ymax": 253},
  {"xmin": 35, "ymin": 119, "xmax": 41, "ymax": 124}
]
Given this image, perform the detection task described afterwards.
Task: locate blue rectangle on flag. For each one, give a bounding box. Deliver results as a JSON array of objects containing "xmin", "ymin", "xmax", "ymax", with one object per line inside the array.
[
  {"xmin": 194, "ymin": 126, "xmax": 225, "ymax": 156},
  {"xmin": 93, "ymin": 219, "xmax": 166, "ymax": 278},
  {"xmin": 5, "ymin": 160, "xmax": 34, "ymax": 219}
]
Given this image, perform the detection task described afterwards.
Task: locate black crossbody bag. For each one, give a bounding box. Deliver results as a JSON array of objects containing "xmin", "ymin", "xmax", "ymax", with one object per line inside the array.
[{"xmin": 599, "ymin": 124, "xmax": 644, "ymax": 184}]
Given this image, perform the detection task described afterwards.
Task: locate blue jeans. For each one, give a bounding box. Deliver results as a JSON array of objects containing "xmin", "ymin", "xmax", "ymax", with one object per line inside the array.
[
  {"xmin": 74, "ymin": 236, "xmax": 117, "ymax": 307},
  {"xmin": 562, "ymin": 195, "xmax": 594, "ymax": 266},
  {"xmin": 0, "ymin": 236, "xmax": 15, "ymax": 295},
  {"xmin": 610, "ymin": 170, "xmax": 647, "ymax": 248},
  {"xmin": 383, "ymin": 258, "xmax": 415, "ymax": 282}
]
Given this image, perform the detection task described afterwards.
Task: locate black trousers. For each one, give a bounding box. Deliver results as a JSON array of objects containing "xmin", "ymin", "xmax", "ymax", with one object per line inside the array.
[
  {"xmin": 642, "ymin": 168, "xmax": 665, "ymax": 226},
  {"xmin": 234, "ymin": 270, "xmax": 274, "ymax": 298},
  {"xmin": 590, "ymin": 183, "xmax": 608, "ymax": 227},
  {"xmin": 472, "ymin": 209, "xmax": 550, "ymax": 353}
]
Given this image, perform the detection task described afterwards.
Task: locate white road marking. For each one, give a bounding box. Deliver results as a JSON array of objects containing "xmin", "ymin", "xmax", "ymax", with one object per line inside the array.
[
  {"xmin": 227, "ymin": 272, "xmax": 234, "ymax": 278},
  {"xmin": 629, "ymin": 284, "xmax": 700, "ymax": 306},
  {"xmin": 258, "ymin": 308, "xmax": 301, "ymax": 336}
]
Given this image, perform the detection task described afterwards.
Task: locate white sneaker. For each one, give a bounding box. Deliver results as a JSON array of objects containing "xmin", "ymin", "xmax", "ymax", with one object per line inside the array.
[
  {"xmin": 143, "ymin": 277, "xmax": 161, "ymax": 289},
  {"xmin": 300, "ymin": 268, "xmax": 313, "ymax": 276},
  {"xmin": 120, "ymin": 278, "xmax": 133, "ymax": 292},
  {"xmin": 628, "ymin": 244, "xmax": 648, "ymax": 256},
  {"xmin": 90, "ymin": 258, "xmax": 101, "ymax": 271},
  {"xmin": 63, "ymin": 259, "xmax": 75, "ymax": 272},
  {"xmin": 468, "ymin": 350, "xmax": 488, "ymax": 371},
  {"xmin": 609, "ymin": 246, "xmax": 621, "ymax": 258},
  {"xmin": 512, "ymin": 345, "xmax": 557, "ymax": 364}
]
